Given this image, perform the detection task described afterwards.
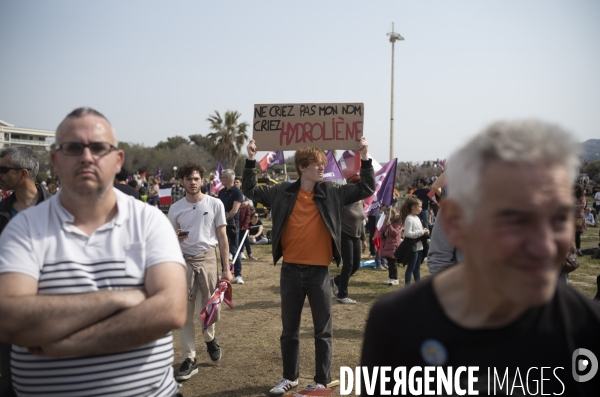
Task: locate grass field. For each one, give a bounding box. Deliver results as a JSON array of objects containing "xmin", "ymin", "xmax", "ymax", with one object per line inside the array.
[{"xmin": 173, "ymin": 219, "xmax": 600, "ymax": 397}]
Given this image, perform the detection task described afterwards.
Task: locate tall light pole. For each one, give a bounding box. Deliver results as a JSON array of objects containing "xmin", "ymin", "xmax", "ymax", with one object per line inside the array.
[
  {"xmin": 387, "ymin": 22, "xmax": 404, "ymax": 160},
  {"xmin": 173, "ymin": 166, "xmax": 178, "ymax": 180}
]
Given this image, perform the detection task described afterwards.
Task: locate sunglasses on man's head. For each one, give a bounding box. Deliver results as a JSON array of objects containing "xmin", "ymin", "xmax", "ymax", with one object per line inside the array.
[
  {"xmin": 55, "ymin": 142, "xmax": 117, "ymax": 157},
  {"xmin": 0, "ymin": 166, "xmax": 29, "ymax": 174}
]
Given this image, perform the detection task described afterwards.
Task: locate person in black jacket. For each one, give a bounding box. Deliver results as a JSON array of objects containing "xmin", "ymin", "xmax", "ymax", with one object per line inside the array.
[{"xmin": 0, "ymin": 145, "xmax": 52, "ymax": 397}]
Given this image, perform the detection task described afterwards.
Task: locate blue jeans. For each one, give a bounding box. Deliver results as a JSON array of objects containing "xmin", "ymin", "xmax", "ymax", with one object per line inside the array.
[
  {"xmin": 405, "ymin": 250, "xmax": 423, "ymax": 285},
  {"xmin": 229, "ymin": 229, "xmax": 243, "ymax": 277},
  {"xmin": 280, "ymin": 263, "xmax": 332, "ymax": 385}
]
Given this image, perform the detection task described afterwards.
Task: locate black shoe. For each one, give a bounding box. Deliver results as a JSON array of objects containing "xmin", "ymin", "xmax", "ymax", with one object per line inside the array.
[
  {"xmin": 175, "ymin": 358, "xmax": 198, "ymax": 381},
  {"xmin": 206, "ymin": 338, "xmax": 221, "ymax": 362}
]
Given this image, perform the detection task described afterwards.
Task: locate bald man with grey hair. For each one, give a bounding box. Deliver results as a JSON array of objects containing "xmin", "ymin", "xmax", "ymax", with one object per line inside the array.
[{"xmin": 361, "ymin": 120, "xmax": 600, "ymax": 395}]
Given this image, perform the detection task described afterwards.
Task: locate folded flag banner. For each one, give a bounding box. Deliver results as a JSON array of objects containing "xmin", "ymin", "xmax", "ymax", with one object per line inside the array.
[
  {"xmin": 372, "ymin": 212, "xmax": 386, "ymax": 253},
  {"xmin": 211, "ymin": 162, "xmax": 223, "ymax": 195},
  {"xmin": 200, "ymin": 279, "xmax": 233, "ymax": 330},
  {"xmin": 323, "ymin": 151, "xmax": 343, "ymax": 181},
  {"xmin": 158, "ymin": 182, "xmax": 173, "ymax": 205},
  {"xmin": 363, "ymin": 159, "xmax": 397, "ymax": 217},
  {"xmin": 258, "ymin": 151, "xmax": 285, "ymax": 172},
  {"xmin": 338, "ymin": 150, "xmax": 361, "ymax": 179},
  {"xmin": 156, "ymin": 166, "xmax": 163, "ymax": 181}
]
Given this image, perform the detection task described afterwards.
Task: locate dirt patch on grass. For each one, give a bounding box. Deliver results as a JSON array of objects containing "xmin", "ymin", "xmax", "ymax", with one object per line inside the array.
[{"xmin": 173, "ymin": 225, "xmax": 599, "ymax": 396}]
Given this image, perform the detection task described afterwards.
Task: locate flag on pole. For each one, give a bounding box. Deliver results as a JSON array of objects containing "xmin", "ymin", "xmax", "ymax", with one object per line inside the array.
[
  {"xmin": 140, "ymin": 171, "xmax": 147, "ymax": 181},
  {"xmin": 322, "ymin": 151, "xmax": 343, "ymax": 181},
  {"xmin": 258, "ymin": 151, "xmax": 285, "ymax": 172},
  {"xmin": 372, "ymin": 212, "xmax": 386, "ymax": 253},
  {"xmin": 155, "ymin": 166, "xmax": 163, "ymax": 181},
  {"xmin": 158, "ymin": 182, "xmax": 173, "ymax": 205},
  {"xmin": 199, "ymin": 279, "xmax": 233, "ymax": 330},
  {"xmin": 211, "ymin": 162, "xmax": 223, "ymax": 195},
  {"xmin": 363, "ymin": 159, "xmax": 398, "ymax": 217}
]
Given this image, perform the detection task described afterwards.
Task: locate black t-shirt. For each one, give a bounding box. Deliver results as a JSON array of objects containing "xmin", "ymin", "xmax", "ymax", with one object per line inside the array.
[
  {"xmin": 361, "ymin": 278, "xmax": 600, "ymax": 396},
  {"xmin": 218, "ymin": 186, "xmax": 243, "ymax": 222},
  {"xmin": 249, "ymin": 220, "xmax": 263, "ymax": 238},
  {"xmin": 413, "ymin": 188, "xmax": 432, "ymax": 209}
]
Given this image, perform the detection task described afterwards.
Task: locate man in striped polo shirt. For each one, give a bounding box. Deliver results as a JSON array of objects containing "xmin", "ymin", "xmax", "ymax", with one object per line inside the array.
[{"xmin": 0, "ymin": 107, "xmax": 187, "ymax": 397}]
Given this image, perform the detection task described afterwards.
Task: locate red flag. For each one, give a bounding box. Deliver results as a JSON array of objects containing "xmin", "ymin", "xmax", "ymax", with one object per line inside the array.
[
  {"xmin": 372, "ymin": 213, "xmax": 386, "ymax": 253},
  {"xmin": 140, "ymin": 172, "xmax": 147, "ymax": 180},
  {"xmin": 258, "ymin": 151, "xmax": 285, "ymax": 172},
  {"xmin": 338, "ymin": 150, "xmax": 361, "ymax": 179},
  {"xmin": 200, "ymin": 279, "xmax": 233, "ymax": 330}
]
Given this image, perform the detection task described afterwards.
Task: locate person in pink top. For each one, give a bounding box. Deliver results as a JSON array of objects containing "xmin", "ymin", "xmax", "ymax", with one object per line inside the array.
[{"xmin": 379, "ymin": 207, "xmax": 403, "ymax": 285}]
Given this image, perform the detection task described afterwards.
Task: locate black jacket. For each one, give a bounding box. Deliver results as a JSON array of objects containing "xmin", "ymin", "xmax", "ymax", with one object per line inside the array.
[
  {"xmin": 242, "ymin": 159, "xmax": 375, "ymax": 265},
  {"xmin": 394, "ymin": 234, "xmax": 429, "ymax": 266},
  {"xmin": 0, "ymin": 183, "xmax": 53, "ymax": 235}
]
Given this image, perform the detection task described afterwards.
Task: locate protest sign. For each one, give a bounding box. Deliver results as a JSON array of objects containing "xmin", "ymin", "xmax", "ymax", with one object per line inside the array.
[{"xmin": 253, "ymin": 103, "xmax": 364, "ymax": 150}]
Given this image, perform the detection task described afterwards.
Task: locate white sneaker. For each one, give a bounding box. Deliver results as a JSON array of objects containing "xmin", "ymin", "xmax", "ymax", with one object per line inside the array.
[
  {"xmin": 382, "ymin": 278, "xmax": 392, "ymax": 285},
  {"xmin": 229, "ymin": 254, "xmax": 233, "ymax": 261},
  {"xmin": 235, "ymin": 276, "xmax": 244, "ymax": 285},
  {"xmin": 241, "ymin": 253, "xmax": 247, "ymax": 260},
  {"xmin": 268, "ymin": 378, "xmax": 299, "ymax": 396},
  {"xmin": 389, "ymin": 279, "xmax": 399, "ymax": 285}
]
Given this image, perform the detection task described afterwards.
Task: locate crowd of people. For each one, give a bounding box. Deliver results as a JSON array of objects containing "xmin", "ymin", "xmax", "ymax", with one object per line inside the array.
[{"xmin": 1, "ymin": 109, "xmax": 599, "ymax": 396}]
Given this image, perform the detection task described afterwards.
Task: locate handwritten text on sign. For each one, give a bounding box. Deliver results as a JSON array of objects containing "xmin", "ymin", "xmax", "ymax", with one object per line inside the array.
[{"xmin": 253, "ymin": 103, "xmax": 364, "ymax": 150}]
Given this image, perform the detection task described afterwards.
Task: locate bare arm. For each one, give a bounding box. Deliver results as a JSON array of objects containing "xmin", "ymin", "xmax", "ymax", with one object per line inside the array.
[
  {"xmin": 216, "ymin": 225, "xmax": 233, "ymax": 282},
  {"xmin": 31, "ymin": 262, "xmax": 187, "ymax": 357},
  {"xmin": 0, "ymin": 273, "xmax": 145, "ymax": 346}
]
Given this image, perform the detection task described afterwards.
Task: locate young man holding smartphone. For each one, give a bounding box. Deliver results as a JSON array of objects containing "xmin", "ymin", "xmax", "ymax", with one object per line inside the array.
[{"xmin": 167, "ymin": 162, "xmax": 232, "ymax": 381}]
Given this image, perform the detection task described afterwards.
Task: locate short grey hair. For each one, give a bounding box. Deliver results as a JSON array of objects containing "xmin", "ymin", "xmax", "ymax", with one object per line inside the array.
[
  {"xmin": 56, "ymin": 107, "xmax": 117, "ymax": 144},
  {"xmin": 447, "ymin": 120, "xmax": 579, "ymax": 220},
  {"xmin": 221, "ymin": 169, "xmax": 236, "ymax": 180},
  {"xmin": 0, "ymin": 146, "xmax": 39, "ymax": 180}
]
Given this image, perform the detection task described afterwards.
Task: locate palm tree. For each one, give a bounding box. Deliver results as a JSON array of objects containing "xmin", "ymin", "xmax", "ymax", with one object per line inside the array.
[{"xmin": 206, "ymin": 110, "xmax": 249, "ymax": 169}]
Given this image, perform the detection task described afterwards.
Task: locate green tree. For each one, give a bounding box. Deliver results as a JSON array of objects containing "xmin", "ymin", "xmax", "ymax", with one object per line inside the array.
[
  {"xmin": 206, "ymin": 110, "xmax": 249, "ymax": 169},
  {"xmin": 155, "ymin": 136, "xmax": 190, "ymax": 150},
  {"xmin": 189, "ymin": 134, "xmax": 214, "ymax": 151}
]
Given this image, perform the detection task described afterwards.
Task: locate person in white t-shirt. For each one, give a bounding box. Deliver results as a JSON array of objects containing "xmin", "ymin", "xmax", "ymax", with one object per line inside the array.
[
  {"xmin": 0, "ymin": 107, "xmax": 187, "ymax": 397},
  {"xmin": 168, "ymin": 162, "xmax": 232, "ymax": 382}
]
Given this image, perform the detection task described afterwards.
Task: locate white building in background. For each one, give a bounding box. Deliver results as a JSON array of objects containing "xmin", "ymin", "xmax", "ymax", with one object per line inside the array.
[{"xmin": 0, "ymin": 119, "xmax": 55, "ymax": 150}]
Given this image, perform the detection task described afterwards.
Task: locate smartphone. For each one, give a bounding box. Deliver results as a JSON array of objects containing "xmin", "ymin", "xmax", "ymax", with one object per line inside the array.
[{"xmin": 179, "ymin": 231, "xmax": 190, "ymax": 236}]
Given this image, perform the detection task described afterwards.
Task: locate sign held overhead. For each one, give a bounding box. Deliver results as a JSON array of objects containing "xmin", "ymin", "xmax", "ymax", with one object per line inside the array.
[{"xmin": 253, "ymin": 103, "xmax": 364, "ymax": 150}]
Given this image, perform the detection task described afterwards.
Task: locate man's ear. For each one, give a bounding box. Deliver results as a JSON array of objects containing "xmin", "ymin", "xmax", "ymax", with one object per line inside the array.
[{"xmin": 440, "ymin": 199, "xmax": 468, "ymax": 249}]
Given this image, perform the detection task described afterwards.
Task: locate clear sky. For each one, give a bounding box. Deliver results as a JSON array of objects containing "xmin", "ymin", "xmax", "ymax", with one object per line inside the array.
[{"xmin": 1, "ymin": 0, "xmax": 599, "ymax": 163}]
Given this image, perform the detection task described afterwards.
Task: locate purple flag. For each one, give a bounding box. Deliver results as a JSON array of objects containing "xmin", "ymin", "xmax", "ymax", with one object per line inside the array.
[
  {"xmin": 363, "ymin": 159, "xmax": 397, "ymax": 216},
  {"xmin": 323, "ymin": 151, "xmax": 343, "ymax": 181},
  {"xmin": 258, "ymin": 151, "xmax": 285, "ymax": 171},
  {"xmin": 155, "ymin": 166, "xmax": 163, "ymax": 181}
]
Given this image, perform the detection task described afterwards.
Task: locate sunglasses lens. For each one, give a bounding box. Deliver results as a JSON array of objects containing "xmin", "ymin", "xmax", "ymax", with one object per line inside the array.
[
  {"xmin": 62, "ymin": 142, "xmax": 84, "ymax": 156},
  {"xmin": 0, "ymin": 166, "xmax": 9, "ymax": 174},
  {"xmin": 89, "ymin": 142, "xmax": 111, "ymax": 156}
]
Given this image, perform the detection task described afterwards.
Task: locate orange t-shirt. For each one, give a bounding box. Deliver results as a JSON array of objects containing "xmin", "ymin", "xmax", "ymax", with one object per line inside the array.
[{"xmin": 280, "ymin": 188, "xmax": 333, "ymax": 266}]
